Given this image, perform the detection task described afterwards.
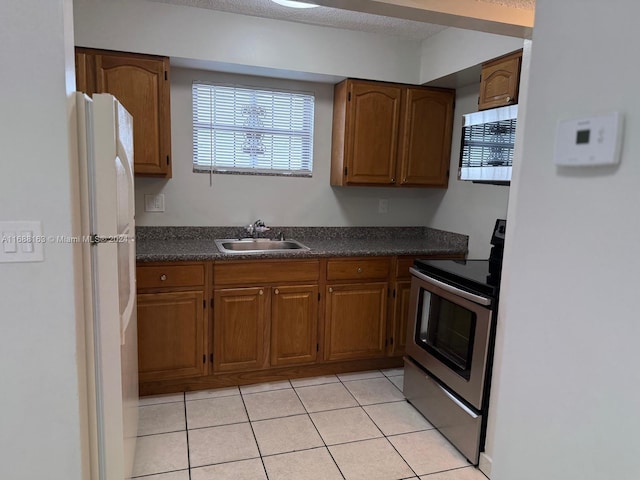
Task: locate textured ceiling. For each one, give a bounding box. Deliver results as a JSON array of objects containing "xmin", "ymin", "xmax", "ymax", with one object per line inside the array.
[
  {"xmin": 146, "ymin": 0, "xmax": 446, "ymax": 40},
  {"xmin": 144, "ymin": 0, "xmax": 535, "ymax": 40}
]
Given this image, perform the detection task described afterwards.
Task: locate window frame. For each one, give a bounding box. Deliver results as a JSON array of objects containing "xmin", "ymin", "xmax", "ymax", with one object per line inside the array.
[{"xmin": 191, "ymin": 81, "xmax": 315, "ymax": 177}]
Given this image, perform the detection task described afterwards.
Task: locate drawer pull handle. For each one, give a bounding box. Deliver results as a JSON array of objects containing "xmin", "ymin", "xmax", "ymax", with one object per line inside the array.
[
  {"xmin": 274, "ymin": 289, "xmax": 279, "ymax": 295},
  {"xmin": 160, "ymin": 274, "xmax": 167, "ymax": 281},
  {"xmin": 357, "ymin": 267, "xmax": 363, "ymax": 273}
]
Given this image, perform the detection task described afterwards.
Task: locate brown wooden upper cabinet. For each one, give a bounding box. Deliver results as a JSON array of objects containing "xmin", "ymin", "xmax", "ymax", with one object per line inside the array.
[
  {"xmin": 331, "ymin": 79, "xmax": 455, "ymax": 188},
  {"xmin": 478, "ymin": 49, "xmax": 523, "ymax": 111},
  {"xmin": 75, "ymin": 48, "xmax": 172, "ymax": 177}
]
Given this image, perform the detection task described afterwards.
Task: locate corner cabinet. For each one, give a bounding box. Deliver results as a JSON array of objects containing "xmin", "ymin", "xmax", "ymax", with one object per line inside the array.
[
  {"xmin": 478, "ymin": 49, "xmax": 523, "ymax": 111},
  {"xmin": 75, "ymin": 48, "xmax": 172, "ymax": 178},
  {"xmin": 136, "ymin": 263, "xmax": 209, "ymax": 383},
  {"xmin": 331, "ymin": 79, "xmax": 455, "ymax": 188}
]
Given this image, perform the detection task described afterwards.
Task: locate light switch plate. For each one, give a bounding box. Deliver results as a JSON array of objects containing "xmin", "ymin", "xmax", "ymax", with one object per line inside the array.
[
  {"xmin": 0, "ymin": 221, "xmax": 44, "ymax": 263},
  {"xmin": 144, "ymin": 193, "xmax": 165, "ymax": 212}
]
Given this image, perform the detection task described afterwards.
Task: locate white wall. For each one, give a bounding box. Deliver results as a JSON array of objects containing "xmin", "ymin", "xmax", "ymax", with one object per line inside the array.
[
  {"xmin": 75, "ymin": 0, "xmax": 516, "ymax": 251},
  {"xmin": 135, "ymin": 68, "xmax": 439, "ymax": 227},
  {"xmin": 0, "ymin": 1, "xmax": 88, "ymax": 479},
  {"xmin": 73, "ymin": 0, "xmax": 422, "ymax": 84},
  {"xmin": 419, "ymin": 27, "xmax": 524, "ymax": 84},
  {"xmin": 490, "ymin": 1, "xmax": 640, "ymax": 479},
  {"xmin": 420, "ymin": 84, "xmax": 510, "ymax": 258}
]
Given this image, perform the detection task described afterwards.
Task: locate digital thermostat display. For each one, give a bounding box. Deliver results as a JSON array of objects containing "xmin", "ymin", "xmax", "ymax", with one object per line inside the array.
[
  {"xmin": 554, "ymin": 111, "xmax": 623, "ymax": 166},
  {"xmin": 576, "ymin": 129, "xmax": 590, "ymax": 144}
]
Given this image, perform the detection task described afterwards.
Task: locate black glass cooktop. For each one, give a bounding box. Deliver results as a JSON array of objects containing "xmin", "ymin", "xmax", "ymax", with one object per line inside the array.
[{"xmin": 412, "ymin": 259, "xmax": 500, "ymax": 298}]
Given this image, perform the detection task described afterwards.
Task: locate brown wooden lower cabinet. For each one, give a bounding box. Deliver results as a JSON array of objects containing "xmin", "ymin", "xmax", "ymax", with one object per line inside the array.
[
  {"xmin": 212, "ymin": 287, "xmax": 268, "ymax": 373},
  {"xmin": 136, "ymin": 254, "xmax": 464, "ymax": 395},
  {"xmin": 213, "ymin": 284, "xmax": 319, "ymax": 372},
  {"xmin": 270, "ymin": 285, "xmax": 319, "ymax": 367},
  {"xmin": 137, "ymin": 290, "xmax": 206, "ymax": 382},
  {"xmin": 324, "ymin": 282, "xmax": 388, "ymax": 361}
]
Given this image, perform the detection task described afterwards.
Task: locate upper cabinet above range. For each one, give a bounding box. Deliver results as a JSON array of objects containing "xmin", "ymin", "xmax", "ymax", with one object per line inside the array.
[
  {"xmin": 478, "ymin": 49, "xmax": 523, "ymax": 111},
  {"xmin": 331, "ymin": 79, "xmax": 455, "ymax": 188},
  {"xmin": 75, "ymin": 48, "xmax": 172, "ymax": 178}
]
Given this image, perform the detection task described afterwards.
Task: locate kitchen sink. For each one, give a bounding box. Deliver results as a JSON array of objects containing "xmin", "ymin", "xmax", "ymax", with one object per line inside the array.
[{"xmin": 215, "ymin": 238, "xmax": 310, "ymax": 254}]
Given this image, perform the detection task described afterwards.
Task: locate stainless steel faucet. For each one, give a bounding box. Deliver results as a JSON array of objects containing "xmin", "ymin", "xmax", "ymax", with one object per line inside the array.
[{"xmin": 245, "ymin": 219, "xmax": 270, "ymax": 238}]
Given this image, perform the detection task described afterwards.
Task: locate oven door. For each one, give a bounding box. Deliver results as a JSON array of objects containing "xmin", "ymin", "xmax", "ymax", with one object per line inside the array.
[{"xmin": 406, "ymin": 267, "xmax": 494, "ymax": 411}]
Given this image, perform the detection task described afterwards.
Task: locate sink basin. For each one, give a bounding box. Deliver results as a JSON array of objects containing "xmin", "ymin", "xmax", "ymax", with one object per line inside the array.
[{"xmin": 215, "ymin": 238, "xmax": 310, "ymax": 254}]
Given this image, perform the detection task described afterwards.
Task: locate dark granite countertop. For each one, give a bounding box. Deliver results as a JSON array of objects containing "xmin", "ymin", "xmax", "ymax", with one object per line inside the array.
[{"xmin": 135, "ymin": 226, "xmax": 468, "ymax": 262}]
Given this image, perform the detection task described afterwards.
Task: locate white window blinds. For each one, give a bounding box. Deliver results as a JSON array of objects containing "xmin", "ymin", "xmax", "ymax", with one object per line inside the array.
[{"xmin": 192, "ymin": 82, "xmax": 315, "ymax": 176}]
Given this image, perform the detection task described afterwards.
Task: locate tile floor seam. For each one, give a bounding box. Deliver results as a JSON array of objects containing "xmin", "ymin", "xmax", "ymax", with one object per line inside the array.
[
  {"xmin": 186, "ymin": 418, "xmax": 249, "ymax": 432},
  {"xmin": 381, "ymin": 430, "xmax": 420, "ymax": 479},
  {"xmin": 353, "ymin": 380, "xmax": 421, "ymax": 480},
  {"xmin": 136, "ymin": 428, "xmax": 187, "ymax": 438},
  {"xmin": 335, "ymin": 373, "xmax": 365, "ymax": 407},
  {"xmin": 137, "ymin": 372, "xmax": 487, "ymax": 480},
  {"xmin": 181, "ymin": 393, "xmax": 193, "ymax": 480},
  {"xmin": 239, "ymin": 384, "xmax": 271, "ymax": 480},
  {"xmin": 417, "ymin": 465, "xmax": 481, "ymax": 477},
  {"xmin": 132, "ymin": 467, "xmax": 189, "ymax": 479},
  {"xmin": 240, "ymin": 379, "xmax": 293, "ymax": 397},
  {"xmin": 290, "ymin": 380, "xmax": 347, "ymax": 480}
]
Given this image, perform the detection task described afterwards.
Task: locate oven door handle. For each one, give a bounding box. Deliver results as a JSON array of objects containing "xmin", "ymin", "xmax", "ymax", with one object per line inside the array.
[{"xmin": 409, "ymin": 267, "xmax": 492, "ymax": 307}]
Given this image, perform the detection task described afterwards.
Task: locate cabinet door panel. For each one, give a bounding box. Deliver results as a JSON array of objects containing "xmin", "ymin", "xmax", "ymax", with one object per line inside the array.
[
  {"xmin": 325, "ymin": 283, "xmax": 387, "ymax": 361},
  {"xmin": 213, "ymin": 287, "xmax": 267, "ymax": 372},
  {"xmin": 137, "ymin": 291, "xmax": 205, "ymax": 382},
  {"xmin": 479, "ymin": 51, "xmax": 522, "ymax": 110},
  {"xmin": 346, "ymin": 82, "xmax": 401, "ymax": 184},
  {"xmin": 93, "ymin": 52, "xmax": 171, "ymax": 176},
  {"xmin": 398, "ymin": 88, "xmax": 454, "ymax": 187},
  {"xmin": 271, "ymin": 285, "xmax": 319, "ymax": 366}
]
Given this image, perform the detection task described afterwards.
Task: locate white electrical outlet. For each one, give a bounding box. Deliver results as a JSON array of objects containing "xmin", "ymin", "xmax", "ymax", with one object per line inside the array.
[
  {"xmin": 378, "ymin": 199, "xmax": 389, "ymax": 214},
  {"xmin": 144, "ymin": 194, "xmax": 165, "ymax": 212}
]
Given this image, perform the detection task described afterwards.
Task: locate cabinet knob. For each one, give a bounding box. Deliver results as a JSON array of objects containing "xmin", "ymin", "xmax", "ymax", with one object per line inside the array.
[
  {"xmin": 506, "ymin": 96, "xmax": 512, "ymax": 103},
  {"xmin": 274, "ymin": 288, "xmax": 279, "ymax": 295},
  {"xmin": 329, "ymin": 287, "xmax": 333, "ymax": 293},
  {"xmin": 402, "ymin": 178, "xmax": 407, "ymax": 184},
  {"xmin": 160, "ymin": 274, "xmax": 167, "ymax": 281},
  {"xmin": 357, "ymin": 267, "xmax": 363, "ymax": 273},
  {"xmin": 259, "ymin": 289, "xmax": 264, "ymax": 296},
  {"xmin": 390, "ymin": 177, "xmax": 396, "ymax": 184}
]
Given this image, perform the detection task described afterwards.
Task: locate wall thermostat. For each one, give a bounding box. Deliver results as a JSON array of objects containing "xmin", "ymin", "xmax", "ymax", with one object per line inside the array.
[{"xmin": 553, "ymin": 111, "xmax": 623, "ymax": 166}]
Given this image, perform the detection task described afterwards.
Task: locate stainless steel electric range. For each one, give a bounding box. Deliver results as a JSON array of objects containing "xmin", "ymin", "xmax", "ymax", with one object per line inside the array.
[{"xmin": 403, "ymin": 219, "xmax": 505, "ymax": 464}]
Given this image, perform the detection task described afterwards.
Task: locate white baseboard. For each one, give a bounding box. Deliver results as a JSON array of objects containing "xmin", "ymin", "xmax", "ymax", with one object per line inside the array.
[{"xmin": 479, "ymin": 452, "xmax": 492, "ymax": 478}]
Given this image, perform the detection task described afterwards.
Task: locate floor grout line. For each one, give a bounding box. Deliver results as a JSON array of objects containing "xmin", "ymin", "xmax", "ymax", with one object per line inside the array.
[
  {"xmin": 290, "ymin": 381, "xmax": 347, "ymax": 480},
  {"xmin": 238, "ymin": 385, "xmax": 271, "ymax": 480},
  {"xmin": 180, "ymin": 392, "xmax": 193, "ymax": 480},
  {"xmin": 137, "ymin": 370, "xmax": 486, "ymax": 480}
]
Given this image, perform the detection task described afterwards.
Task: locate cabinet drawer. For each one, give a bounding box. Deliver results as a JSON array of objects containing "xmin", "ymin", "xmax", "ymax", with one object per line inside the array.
[
  {"xmin": 214, "ymin": 260, "xmax": 320, "ymax": 286},
  {"xmin": 327, "ymin": 258, "xmax": 390, "ymax": 281},
  {"xmin": 137, "ymin": 264, "xmax": 205, "ymax": 289}
]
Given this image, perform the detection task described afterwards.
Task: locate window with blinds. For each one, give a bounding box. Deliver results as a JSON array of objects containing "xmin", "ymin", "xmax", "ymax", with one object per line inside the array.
[
  {"xmin": 460, "ymin": 119, "xmax": 517, "ymax": 168},
  {"xmin": 192, "ymin": 82, "xmax": 315, "ymax": 176}
]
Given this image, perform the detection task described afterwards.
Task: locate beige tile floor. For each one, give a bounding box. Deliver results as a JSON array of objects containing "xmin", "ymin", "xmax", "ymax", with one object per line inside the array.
[{"xmin": 133, "ymin": 369, "xmax": 488, "ymax": 480}]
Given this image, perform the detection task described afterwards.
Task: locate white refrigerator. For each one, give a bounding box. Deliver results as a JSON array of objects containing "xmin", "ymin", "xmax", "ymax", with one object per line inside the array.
[{"xmin": 76, "ymin": 92, "xmax": 139, "ymax": 480}]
